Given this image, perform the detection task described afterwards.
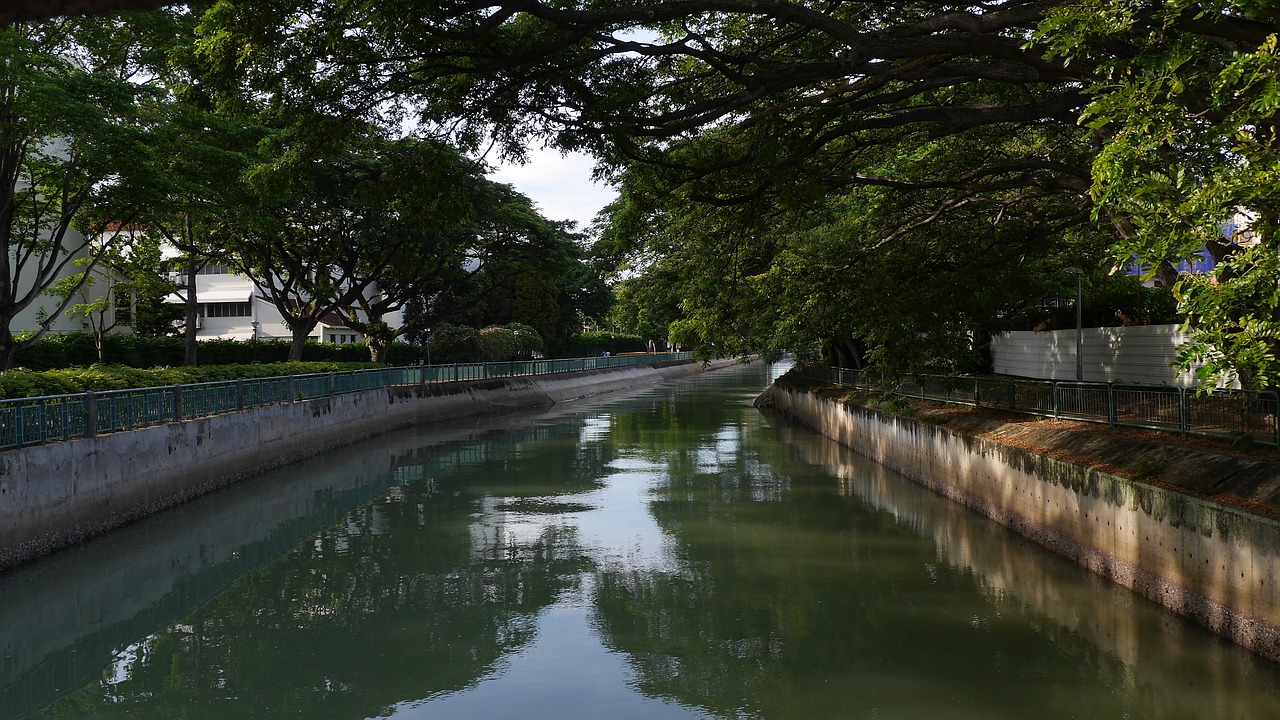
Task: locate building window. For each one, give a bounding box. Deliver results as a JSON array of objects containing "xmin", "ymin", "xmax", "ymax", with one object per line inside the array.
[
  {"xmin": 113, "ymin": 290, "xmax": 133, "ymax": 325},
  {"xmin": 197, "ymin": 263, "xmax": 235, "ymax": 276},
  {"xmin": 202, "ymin": 302, "xmax": 251, "ymax": 318}
]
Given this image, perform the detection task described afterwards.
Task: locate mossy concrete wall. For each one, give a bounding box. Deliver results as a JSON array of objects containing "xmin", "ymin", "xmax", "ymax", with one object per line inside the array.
[
  {"xmin": 757, "ymin": 380, "xmax": 1280, "ymax": 662},
  {"xmin": 0, "ymin": 361, "xmax": 713, "ymax": 570}
]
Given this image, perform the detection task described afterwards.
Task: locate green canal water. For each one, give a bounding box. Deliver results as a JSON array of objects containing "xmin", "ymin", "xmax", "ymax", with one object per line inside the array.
[{"xmin": 4, "ymin": 362, "xmax": 1280, "ymax": 719}]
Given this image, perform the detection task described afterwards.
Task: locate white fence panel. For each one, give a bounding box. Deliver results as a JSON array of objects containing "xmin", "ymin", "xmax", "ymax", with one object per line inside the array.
[{"xmin": 990, "ymin": 325, "xmax": 1237, "ymax": 388}]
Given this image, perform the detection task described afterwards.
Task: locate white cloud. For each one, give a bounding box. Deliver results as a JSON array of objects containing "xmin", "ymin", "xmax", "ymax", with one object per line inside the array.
[{"xmin": 488, "ymin": 146, "xmax": 617, "ymax": 232}]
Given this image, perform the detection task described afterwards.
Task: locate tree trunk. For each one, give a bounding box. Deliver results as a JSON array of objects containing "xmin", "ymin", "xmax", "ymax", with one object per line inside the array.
[
  {"xmin": 183, "ymin": 251, "xmax": 197, "ymax": 363},
  {"xmin": 831, "ymin": 341, "xmax": 849, "ymax": 369},
  {"xmin": 368, "ymin": 342, "xmax": 388, "ymax": 363},
  {"xmin": 0, "ymin": 324, "xmax": 17, "ymax": 372},
  {"xmin": 95, "ymin": 329, "xmax": 106, "ymax": 364},
  {"xmin": 288, "ymin": 325, "xmax": 310, "ymax": 361},
  {"xmin": 1155, "ymin": 259, "xmax": 1180, "ymax": 291}
]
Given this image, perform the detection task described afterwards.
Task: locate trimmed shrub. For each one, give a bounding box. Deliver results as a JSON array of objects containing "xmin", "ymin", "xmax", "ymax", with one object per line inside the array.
[
  {"xmin": 507, "ymin": 322, "xmax": 545, "ymax": 359},
  {"xmin": 566, "ymin": 331, "xmax": 647, "ymax": 357},
  {"xmin": 0, "ymin": 361, "xmax": 387, "ymax": 399},
  {"xmin": 477, "ymin": 327, "xmax": 518, "ymax": 362},
  {"xmin": 11, "ymin": 332, "xmax": 420, "ymax": 370},
  {"xmin": 423, "ymin": 323, "xmax": 481, "ymax": 364}
]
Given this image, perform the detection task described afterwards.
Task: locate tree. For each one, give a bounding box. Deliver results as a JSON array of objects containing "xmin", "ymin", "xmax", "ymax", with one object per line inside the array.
[
  {"xmin": 50, "ymin": 228, "xmax": 170, "ymax": 363},
  {"xmin": 196, "ymin": 0, "xmax": 1102, "ymax": 369},
  {"xmin": 190, "ymin": 1, "xmax": 1280, "ymax": 378},
  {"xmin": 0, "ymin": 15, "xmax": 165, "ymax": 370},
  {"xmin": 3, "ymin": 2, "xmax": 174, "ymax": 25},
  {"xmin": 339, "ymin": 180, "xmax": 558, "ymax": 363},
  {"xmin": 137, "ymin": 10, "xmax": 265, "ymax": 365},
  {"xmin": 221, "ymin": 127, "xmax": 476, "ymax": 361},
  {"xmin": 1036, "ymin": 1, "xmax": 1280, "ymax": 388},
  {"xmin": 443, "ymin": 189, "xmax": 610, "ymax": 355}
]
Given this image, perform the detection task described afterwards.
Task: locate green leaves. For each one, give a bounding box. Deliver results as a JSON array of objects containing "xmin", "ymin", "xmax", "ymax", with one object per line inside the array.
[
  {"xmin": 1038, "ymin": 1, "xmax": 1280, "ymax": 387},
  {"xmin": 0, "ymin": 14, "xmax": 172, "ymax": 368},
  {"xmin": 1175, "ymin": 243, "xmax": 1280, "ymax": 389}
]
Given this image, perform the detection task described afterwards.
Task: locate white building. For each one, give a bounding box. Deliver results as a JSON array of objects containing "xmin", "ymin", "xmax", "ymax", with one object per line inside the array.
[
  {"xmin": 163, "ymin": 260, "xmax": 366, "ymax": 344},
  {"xmin": 9, "ymin": 225, "xmax": 102, "ymax": 335}
]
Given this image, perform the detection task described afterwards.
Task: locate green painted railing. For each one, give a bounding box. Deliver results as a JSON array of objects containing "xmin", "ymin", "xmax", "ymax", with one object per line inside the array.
[
  {"xmin": 799, "ymin": 366, "xmax": 1280, "ymax": 448},
  {"xmin": 0, "ymin": 353, "xmax": 693, "ymax": 451}
]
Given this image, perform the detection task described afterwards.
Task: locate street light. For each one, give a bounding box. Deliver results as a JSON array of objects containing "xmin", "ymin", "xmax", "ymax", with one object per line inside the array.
[{"xmin": 1064, "ymin": 267, "xmax": 1084, "ymax": 381}]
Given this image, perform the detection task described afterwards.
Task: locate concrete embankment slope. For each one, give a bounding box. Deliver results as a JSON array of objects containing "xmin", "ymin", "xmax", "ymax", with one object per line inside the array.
[
  {"xmin": 757, "ymin": 371, "xmax": 1280, "ymax": 662},
  {"xmin": 0, "ymin": 359, "xmax": 728, "ymax": 570}
]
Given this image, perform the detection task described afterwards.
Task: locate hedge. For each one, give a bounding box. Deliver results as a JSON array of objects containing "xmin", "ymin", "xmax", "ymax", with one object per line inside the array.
[
  {"xmin": 0, "ymin": 361, "xmax": 385, "ymax": 399},
  {"xmin": 564, "ymin": 331, "xmax": 647, "ymax": 357},
  {"xmin": 0, "ymin": 330, "xmax": 642, "ymax": 400},
  {"xmin": 11, "ymin": 333, "xmax": 425, "ymax": 370}
]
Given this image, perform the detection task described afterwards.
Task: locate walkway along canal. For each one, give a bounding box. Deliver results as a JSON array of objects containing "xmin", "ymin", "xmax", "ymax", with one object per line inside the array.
[{"xmin": 3, "ymin": 362, "xmax": 1280, "ymax": 718}]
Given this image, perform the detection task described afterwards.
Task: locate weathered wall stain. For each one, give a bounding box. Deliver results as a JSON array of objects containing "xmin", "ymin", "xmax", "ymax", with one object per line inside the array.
[{"xmin": 757, "ymin": 377, "xmax": 1280, "ymax": 662}]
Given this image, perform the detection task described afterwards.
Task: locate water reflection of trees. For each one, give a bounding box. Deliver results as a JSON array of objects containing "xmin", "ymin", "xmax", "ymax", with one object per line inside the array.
[
  {"xmin": 589, "ymin": 416, "xmax": 1179, "ymax": 720},
  {"xmin": 36, "ymin": 424, "xmax": 605, "ymax": 720},
  {"xmin": 764, "ymin": 416, "xmax": 1280, "ymax": 720}
]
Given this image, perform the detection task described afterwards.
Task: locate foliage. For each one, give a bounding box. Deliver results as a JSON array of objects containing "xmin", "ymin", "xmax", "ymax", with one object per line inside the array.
[
  {"xmin": 567, "ymin": 331, "xmax": 646, "ymax": 357},
  {"xmin": 506, "ymin": 322, "xmax": 545, "ymax": 358},
  {"xmin": 1036, "ymin": 1, "xmax": 1280, "ymax": 386},
  {"xmin": 22, "ymin": 1, "xmax": 1275, "ymax": 384},
  {"xmin": 139, "ymin": 72, "xmax": 265, "ymax": 365},
  {"xmin": 477, "ymin": 327, "xmax": 518, "ymax": 362},
  {"xmin": 48, "ymin": 231, "xmax": 175, "ymax": 363},
  {"xmin": 0, "ymin": 14, "xmax": 174, "ymax": 369},
  {"xmin": 1176, "ymin": 244, "xmax": 1280, "ymax": 390},
  {"xmin": 219, "ymin": 125, "xmax": 479, "ymax": 361},
  {"xmin": 0, "ymin": 360, "xmax": 387, "ymax": 399},
  {"xmin": 10, "ymin": 332, "xmax": 424, "ymax": 371},
  {"xmin": 424, "ymin": 322, "xmax": 548, "ymax": 363},
  {"xmin": 423, "ymin": 183, "xmax": 608, "ymax": 357},
  {"xmin": 422, "ymin": 323, "xmax": 480, "ymax": 364},
  {"xmin": 606, "ymin": 269, "xmax": 687, "ymax": 347}
]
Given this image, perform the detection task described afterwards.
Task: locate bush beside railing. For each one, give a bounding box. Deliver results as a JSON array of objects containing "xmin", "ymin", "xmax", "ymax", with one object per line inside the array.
[
  {"xmin": 800, "ymin": 366, "xmax": 1280, "ymax": 449},
  {"xmin": 0, "ymin": 353, "xmax": 693, "ymax": 451}
]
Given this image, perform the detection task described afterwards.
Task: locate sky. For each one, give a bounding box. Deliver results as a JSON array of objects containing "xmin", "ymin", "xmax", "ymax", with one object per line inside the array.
[{"xmin": 488, "ymin": 145, "xmax": 617, "ymax": 234}]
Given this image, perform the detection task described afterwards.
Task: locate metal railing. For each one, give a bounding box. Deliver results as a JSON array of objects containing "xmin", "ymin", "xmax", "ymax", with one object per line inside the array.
[
  {"xmin": 0, "ymin": 353, "xmax": 693, "ymax": 451},
  {"xmin": 800, "ymin": 366, "xmax": 1280, "ymax": 448}
]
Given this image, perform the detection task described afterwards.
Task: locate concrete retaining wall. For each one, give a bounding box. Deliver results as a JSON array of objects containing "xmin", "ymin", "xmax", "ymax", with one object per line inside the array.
[
  {"xmin": 757, "ymin": 381, "xmax": 1280, "ymax": 661},
  {"xmin": 0, "ymin": 361, "xmax": 712, "ymax": 570}
]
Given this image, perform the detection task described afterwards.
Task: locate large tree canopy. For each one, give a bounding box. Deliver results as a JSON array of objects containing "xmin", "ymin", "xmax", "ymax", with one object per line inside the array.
[
  {"xmin": 21, "ymin": 1, "xmax": 1279, "ymax": 382},
  {"xmin": 218, "ymin": 125, "xmax": 480, "ymax": 361},
  {"xmin": 1, "ymin": 1, "xmax": 173, "ymax": 25},
  {"xmin": 193, "ymin": 1, "xmax": 1108, "ymax": 369},
  {"xmin": 0, "ymin": 12, "xmax": 184, "ymax": 369},
  {"xmin": 1039, "ymin": 0, "xmax": 1280, "ymax": 387}
]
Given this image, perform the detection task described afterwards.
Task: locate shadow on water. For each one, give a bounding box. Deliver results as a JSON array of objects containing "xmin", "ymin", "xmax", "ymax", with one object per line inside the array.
[
  {"xmin": 4, "ymin": 361, "xmax": 1280, "ymax": 719},
  {"xmin": 0, "ymin": 375, "xmax": 698, "ymax": 719},
  {"xmin": 586, "ymin": 368, "xmax": 1280, "ymax": 720}
]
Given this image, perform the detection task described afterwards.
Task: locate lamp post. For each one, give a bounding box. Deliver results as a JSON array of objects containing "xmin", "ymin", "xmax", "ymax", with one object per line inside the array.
[{"xmin": 1064, "ymin": 267, "xmax": 1084, "ymax": 381}]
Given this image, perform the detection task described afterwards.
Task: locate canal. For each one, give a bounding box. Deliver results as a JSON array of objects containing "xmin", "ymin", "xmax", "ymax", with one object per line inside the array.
[{"xmin": 4, "ymin": 362, "xmax": 1280, "ymax": 719}]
